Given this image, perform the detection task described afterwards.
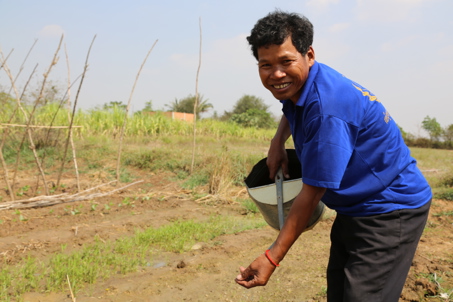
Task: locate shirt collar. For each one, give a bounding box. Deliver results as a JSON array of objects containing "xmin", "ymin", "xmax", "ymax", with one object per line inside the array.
[{"xmin": 281, "ymin": 60, "xmax": 319, "ymax": 108}]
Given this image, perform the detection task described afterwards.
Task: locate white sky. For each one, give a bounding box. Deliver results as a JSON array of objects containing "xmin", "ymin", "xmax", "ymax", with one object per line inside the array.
[{"xmin": 1, "ymin": 0, "xmax": 452, "ymax": 135}]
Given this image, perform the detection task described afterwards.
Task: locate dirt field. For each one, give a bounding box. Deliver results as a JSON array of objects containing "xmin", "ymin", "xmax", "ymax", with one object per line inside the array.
[{"xmin": 1, "ymin": 170, "xmax": 452, "ymax": 302}]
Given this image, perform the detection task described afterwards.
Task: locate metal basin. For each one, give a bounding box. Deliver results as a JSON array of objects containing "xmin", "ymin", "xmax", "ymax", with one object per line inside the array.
[{"xmin": 244, "ymin": 149, "xmax": 325, "ymax": 231}]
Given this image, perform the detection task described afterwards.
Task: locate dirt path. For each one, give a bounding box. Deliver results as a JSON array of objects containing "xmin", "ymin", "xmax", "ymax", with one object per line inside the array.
[{"xmin": 1, "ymin": 174, "xmax": 452, "ymax": 302}]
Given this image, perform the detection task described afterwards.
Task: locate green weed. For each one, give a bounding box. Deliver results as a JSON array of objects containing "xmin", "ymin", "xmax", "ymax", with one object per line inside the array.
[
  {"xmin": 434, "ymin": 188, "xmax": 453, "ymax": 201},
  {"xmin": 90, "ymin": 202, "xmax": 98, "ymax": 211},
  {"xmin": 64, "ymin": 205, "xmax": 82, "ymax": 216},
  {"xmin": 134, "ymin": 215, "xmax": 266, "ymax": 253},
  {"xmin": 315, "ymin": 286, "xmax": 328, "ymax": 298},
  {"xmin": 119, "ymin": 197, "xmax": 135, "ymax": 208},
  {"xmin": 16, "ymin": 185, "xmax": 30, "ymax": 197},
  {"xmin": 432, "ymin": 210, "xmax": 453, "ymax": 217},
  {"xmin": 420, "ymin": 273, "xmax": 453, "ymax": 300},
  {"xmin": 239, "ymin": 198, "xmax": 259, "ymax": 214},
  {"xmin": 182, "ymin": 173, "xmax": 209, "ymax": 189},
  {"xmin": 0, "ymin": 214, "xmax": 265, "ymax": 300},
  {"xmin": 14, "ymin": 209, "xmax": 28, "ymax": 222}
]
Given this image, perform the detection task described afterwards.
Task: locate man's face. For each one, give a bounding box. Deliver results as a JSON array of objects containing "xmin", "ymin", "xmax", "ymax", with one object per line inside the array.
[{"xmin": 257, "ymin": 37, "xmax": 315, "ymax": 104}]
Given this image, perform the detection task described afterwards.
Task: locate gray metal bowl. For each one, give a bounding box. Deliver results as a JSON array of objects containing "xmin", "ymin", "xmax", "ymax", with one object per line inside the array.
[{"xmin": 244, "ymin": 149, "xmax": 325, "ymax": 231}]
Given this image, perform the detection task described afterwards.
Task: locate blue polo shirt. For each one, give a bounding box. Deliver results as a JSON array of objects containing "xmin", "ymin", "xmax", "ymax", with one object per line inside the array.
[{"xmin": 282, "ymin": 61, "xmax": 432, "ymax": 216}]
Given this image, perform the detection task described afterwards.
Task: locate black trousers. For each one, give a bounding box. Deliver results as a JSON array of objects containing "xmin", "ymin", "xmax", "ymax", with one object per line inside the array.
[{"xmin": 327, "ymin": 200, "xmax": 431, "ymax": 302}]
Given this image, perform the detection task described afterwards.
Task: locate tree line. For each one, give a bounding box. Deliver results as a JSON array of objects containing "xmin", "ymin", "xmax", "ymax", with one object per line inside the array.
[
  {"xmin": 1, "ymin": 88, "xmax": 452, "ymax": 149},
  {"xmin": 132, "ymin": 94, "xmax": 277, "ymax": 129},
  {"xmin": 401, "ymin": 116, "xmax": 453, "ymax": 149}
]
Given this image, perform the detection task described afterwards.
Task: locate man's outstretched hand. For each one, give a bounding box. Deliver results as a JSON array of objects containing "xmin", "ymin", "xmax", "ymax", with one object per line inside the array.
[
  {"xmin": 267, "ymin": 141, "xmax": 289, "ymax": 180},
  {"xmin": 235, "ymin": 253, "xmax": 276, "ymax": 289}
]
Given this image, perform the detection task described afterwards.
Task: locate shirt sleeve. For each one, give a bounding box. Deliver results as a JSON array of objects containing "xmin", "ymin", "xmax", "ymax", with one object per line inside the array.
[{"xmin": 300, "ymin": 114, "xmax": 359, "ymax": 189}]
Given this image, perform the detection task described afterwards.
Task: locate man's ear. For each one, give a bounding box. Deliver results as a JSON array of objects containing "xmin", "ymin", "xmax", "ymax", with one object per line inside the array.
[{"xmin": 306, "ymin": 46, "xmax": 315, "ymax": 66}]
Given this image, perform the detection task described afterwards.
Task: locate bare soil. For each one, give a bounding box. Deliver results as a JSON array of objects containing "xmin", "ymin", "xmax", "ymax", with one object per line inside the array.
[{"xmin": 1, "ymin": 170, "xmax": 452, "ymax": 302}]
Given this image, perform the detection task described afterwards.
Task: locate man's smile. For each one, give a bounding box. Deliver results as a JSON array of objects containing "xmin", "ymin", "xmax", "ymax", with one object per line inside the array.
[{"xmin": 273, "ymin": 83, "xmax": 291, "ymax": 89}]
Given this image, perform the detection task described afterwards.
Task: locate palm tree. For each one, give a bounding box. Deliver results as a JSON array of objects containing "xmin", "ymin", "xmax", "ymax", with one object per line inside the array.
[{"xmin": 166, "ymin": 94, "xmax": 213, "ymax": 118}]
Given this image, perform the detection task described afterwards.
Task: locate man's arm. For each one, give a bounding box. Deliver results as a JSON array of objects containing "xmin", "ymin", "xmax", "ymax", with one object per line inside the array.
[
  {"xmin": 235, "ymin": 183, "xmax": 326, "ymax": 288},
  {"xmin": 267, "ymin": 115, "xmax": 292, "ymax": 180}
]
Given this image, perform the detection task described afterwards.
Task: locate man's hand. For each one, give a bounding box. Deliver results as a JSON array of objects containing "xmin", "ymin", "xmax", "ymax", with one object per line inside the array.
[
  {"xmin": 267, "ymin": 116, "xmax": 291, "ymax": 180},
  {"xmin": 267, "ymin": 142, "xmax": 289, "ymax": 180},
  {"xmin": 235, "ymin": 253, "xmax": 277, "ymax": 289}
]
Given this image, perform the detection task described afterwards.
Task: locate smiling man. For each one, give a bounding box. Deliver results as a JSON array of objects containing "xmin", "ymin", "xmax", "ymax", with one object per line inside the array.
[{"xmin": 235, "ymin": 11, "xmax": 432, "ymax": 302}]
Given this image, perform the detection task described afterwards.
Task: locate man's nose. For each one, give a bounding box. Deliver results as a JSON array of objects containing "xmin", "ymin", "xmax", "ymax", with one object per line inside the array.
[{"xmin": 271, "ymin": 67, "xmax": 286, "ymax": 79}]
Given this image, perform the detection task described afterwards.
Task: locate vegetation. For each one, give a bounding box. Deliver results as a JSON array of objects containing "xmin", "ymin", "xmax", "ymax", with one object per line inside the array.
[
  {"xmin": 230, "ymin": 108, "xmax": 276, "ymax": 129},
  {"xmin": 1, "ymin": 39, "xmax": 452, "ymax": 301},
  {"xmin": 0, "ymin": 126, "xmax": 451, "ymax": 300},
  {"xmin": 165, "ymin": 94, "xmax": 213, "ymax": 118},
  {"xmin": 404, "ymin": 115, "xmax": 453, "ymax": 149},
  {"xmin": 222, "ymin": 94, "xmax": 277, "ymax": 129},
  {"xmin": 0, "ymin": 216, "xmax": 266, "ymax": 300},
  {"xmin": 0, "ymin": 100, "xmax": 452, "ymax": 300},
  {"xmin": 422, "ymin": 116, "xmax": 443, "ymax": 142},
  {"xmin": 101, "ymin": 101, "xmax": 127, "ymax": 111},
  {"xmin": 0, "ymin": 99, "xmax": 451, "ymax": 194},
  {"xmin": 230, "ymin": 94, "xmax": 270, "ymax": 115},
  {"xmin": 409, "ymin": 148, "xmax": 453, "ymax": 200},
  {"xmin": 0, "ymin": 103, "xmax": 275, "ymax": 144},
  {"xmin": 140, "ymin": 100, "xmax": 154, "ymax": 113}
]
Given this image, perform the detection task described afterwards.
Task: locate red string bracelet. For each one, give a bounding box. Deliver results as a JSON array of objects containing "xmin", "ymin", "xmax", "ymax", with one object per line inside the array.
[{"xmin": 265, "ymin": 249, "xmax": 280, "ymax": 267}]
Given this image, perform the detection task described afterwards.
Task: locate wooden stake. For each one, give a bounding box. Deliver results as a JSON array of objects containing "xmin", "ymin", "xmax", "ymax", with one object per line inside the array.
[
  {"xmin": 0, "ymin": 42, "xmax": 38, "ymax": 200},
  {"xmin": 57, "ymin": 35, "xmax": 96, "ymax": 188},
  {"xmin": 0, "ymin": 180, "xmax": 143, "ymax": 211},
  {"xmin": 63, "ymin": 43, "xmax": 81, "ymax": 192},
  {"xmin": 190, "ymin": 17, "xmax": 202, "ymax": 174},
  {"xmin": 8, "ymin": 39, "xmax": 38, "ymax": 96},
  {"xmin": 0, "ymin": 124, "xmax": 82, "ymax": 128},
  {"xmin": 1, "ymin": 35, "xmax": 64, "ymax": 196},
  {"xmin": 10, "ymin": 64, "xmax": 39, "ymax": 195},
  {"xmin": 66, "ymin": 274, "xmax": 76, "ymax": 302},
  {"xmin": 116, "ymin": 40, "xmax": 158, "ymax": 183}
]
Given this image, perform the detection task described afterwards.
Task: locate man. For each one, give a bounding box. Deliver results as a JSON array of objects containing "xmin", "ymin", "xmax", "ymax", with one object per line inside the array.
[{"xmin": 235, "ymin": 10, "xmax": 432, "ymax": 302}]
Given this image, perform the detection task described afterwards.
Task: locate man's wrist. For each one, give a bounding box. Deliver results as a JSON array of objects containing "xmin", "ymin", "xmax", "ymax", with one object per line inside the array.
[
  {"xmin": 270, "ymin": 136, "xmax": 286, "ymax": 148},
  {"xmin": 265, "ymin": 249, "xmax": 280, "ymax": 267}
]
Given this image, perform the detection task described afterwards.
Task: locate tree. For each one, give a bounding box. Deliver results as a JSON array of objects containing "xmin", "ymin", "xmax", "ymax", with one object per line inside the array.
[
  {"xmin": 141, "ymin": 101, "xmax": 153, "ymax": 112},
  {"xmin": 0, "ymin": 92, "xmax": 18, "ymax": 124},
  {"xmin": 27, "ymin": 81, "xmax": 62, "ymax": 107},
  {"xmin": 443, "ymin": 124, "xmax": 453, "ymax": 147},
  {"xmin": 422, "ymin": 116, "xmax": 442, "ymax": 142},
  {"xmin": 166, "ymin": 94, "xmax": 212, "ymax": 118},
  {"xmin": 0, "ymin": 91, "xmax": 15, "ymax": 110},
  {"xmin": 226, "ymin": 95, "xmax": 276, "ymax": 129},
  {"xmin": 103, "ymin": 101, "xmax": 126, "ymax": 111},
  {"xmin": 221, "ymin": 94, "xmax": 271, "ymax": 121},
  {"xmin": 230, "ymin": 108, "xmax": 276, "ymax": 129},
  {"xmin": 231, "ymin": 94, "xmax": 269, "ymax": 115}
]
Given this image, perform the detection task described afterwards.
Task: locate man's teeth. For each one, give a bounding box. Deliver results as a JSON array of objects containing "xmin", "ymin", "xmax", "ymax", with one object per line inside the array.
[{"xmin": 274, "ymin": 83, "xmax": 290, "ymax": 89}]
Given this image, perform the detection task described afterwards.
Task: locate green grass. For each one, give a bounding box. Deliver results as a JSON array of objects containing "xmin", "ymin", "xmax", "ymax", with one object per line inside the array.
[
  {"xmin": 434, "ymin": 188, "xmax": 453, "ymax": 201},
  {"xmin": 417, "ymin": 272, "xmax": 453, "ymax": 300},
  {"xmin": 0, "ymin": 104, "xmax": 276, "ymax": 139},
  {"xmin": 238, "ymin": 198, "xmax": 260, "ymax": 214},
  {"xmin": 1, "ymin": 103, "xmax": 452, "ymax": 301},
  {"xmin": 410, "ymin": 148, "xmax": 453, "ymax": 187},
  {"xmin": 135, "ymin": 215, "xmax": 266, "ymax": 253},
  {"xmin": 0, "ymin": 214, "xmax": 266, "ymax": 301},
  {"xmin": 181, "ymin": 172, "xmax": 209, "ymax": 189},
  {"xmin": 410, "ymin": 147, "xmax": 453, "ymax": 201},
  {"xmin": 432, "ymin": 210, "xmax": 453, "ymax": 217}
]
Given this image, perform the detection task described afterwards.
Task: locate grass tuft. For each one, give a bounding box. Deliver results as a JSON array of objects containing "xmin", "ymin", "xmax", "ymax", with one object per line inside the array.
[
  {"xmin": 238, "ymin": 198, "xmax": 260, "ymax": 214},
  {"xmin": 0, "ymin": 215, "xmax": 265, "ymax": 300}
]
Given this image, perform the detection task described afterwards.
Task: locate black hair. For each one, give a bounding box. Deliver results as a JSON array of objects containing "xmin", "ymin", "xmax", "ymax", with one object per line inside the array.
[{"xmin": 247, "ymin": 10, "xmax": 314, "ymax": 60}]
